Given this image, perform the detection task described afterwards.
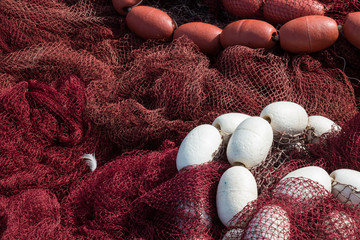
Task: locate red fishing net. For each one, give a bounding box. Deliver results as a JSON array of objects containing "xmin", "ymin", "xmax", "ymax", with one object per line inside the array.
[
  {"xmin": 86, "ymin": 41, "xmax": 357, "ymax": 150},
  {"xmin": 0, "ymin": 74, "xmax": 113, "ymax": 200},
  {"xmin": 1, "ymin": 0, "xmax": 360, "ymax": 239},
  {"xmin": 62, "ymin": 140, "xmax": 179, "ymax": 239},
  {"xmin": 224, "ymin": 177, "xmax": 360, "ymax": 239},
  {"xmin": 306, "ymin": 112, "xmax": 360, "ymax": 172},
  {"xmin": 1, "ymin": 189, "xmax": 66, "ymax": 239}
]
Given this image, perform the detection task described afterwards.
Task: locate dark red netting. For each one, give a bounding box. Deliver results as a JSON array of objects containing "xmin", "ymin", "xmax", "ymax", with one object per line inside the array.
[
  {"xmin": 0, "ymin": 13, "xmax": 31, "ymax": 54},
  {"xmin": 224, "ymin": 177, "xmax": 360, "ymax": 240},
  {"xmin": 86, "ymin": 40, "xmax": 357, "ymax": 151},
  {"xmin": 62, "ymin": 140, "xmax": 179, "ymax": 239},
  {"xmin": 1, "ymin": 0, "xmax": 359, "ymax": 151},
  {"xmin": 303, "ymin": 112, "xmax": 360, "ymax": 173},
  {"xmin": 0, "ymin": 74, "xmax": 113, "ymax": 199},
  {"xmin": 1, "ymin": 0, "xmax": 360, "ymax": 239},
  {"xmin": 1, "ymin": 189, "xmax": 66, "ymax": 239}
]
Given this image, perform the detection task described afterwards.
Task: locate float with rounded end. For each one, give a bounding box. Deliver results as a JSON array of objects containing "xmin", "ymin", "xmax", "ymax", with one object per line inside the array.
[
  {"xmin": 308, "ymin": 115, "xmax": 340, "ymax": 143},
  {"xmin": 222, "ymin": 0, "xmax": 262, "ymax": 18},
  {"xmin": 173, "ymin": 22, "xmax": 222, "ymax": 56},
  {"xmin": 112, "ymin": 0, "xmax": 142, "ymax": 15},
  {"xmin": 279, "ymin": 16, "xmax": 339, "ymax": 53},
  {"xmin": 243, "ymin": 205, "xmax": 291, "ymax": 240},
  {"xmin": 322, "ymin": 211, "xmax": 358, "ymax": 239},
  {"xmin": 282, "ymin": 166, "xmax": 331, "ymax": 192},
  {"xmin": 226, "ymin": 117, "xmax": 273, "ymax": 168},
  {"xmin": 273, "ymin": 167, "xmax": 331, "ymax": 213},
  {"xmin": 212, "ymin": 113, "xmax": 250, "ymax": 135},
  {"xmin": 220, "ymin": 19, "xmax": 277, "ymax": 49},
  {"xmin": 330, "ymin": 169, "xmax": 360, "ymax": 205},
  {"xmin": 176, "ymin": 124, "xmax": 222, "ymax": 171},
  {"xmin": 260, "ymin": 101, "xmax": 308, "ymax": 136},
  {"xmin": 126, "ymin": 6, "xmax": 176, "ymax": 40},
  {"xmin": 216, "ymin": 166, "xmax": 258, "ymax": 226},
  {"xmin": 343, "ymin": 12, "xmax": 360, "ymax": 49},
  {"xmin": 273, "ymin": 177, "xmax": 330, "ymax": 213},
  {"xmin": 263, "ymin": 0, "xmax": 325, "ymax": 24}
]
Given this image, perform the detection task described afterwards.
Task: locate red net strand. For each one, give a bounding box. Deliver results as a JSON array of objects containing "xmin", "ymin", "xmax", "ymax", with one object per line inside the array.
[
  {"xmin": 0, "ymin": 0, "xmax": 360, "ymax": 239},
  {"xmin": 0, "ymin": 74, "xmax": 113, "ymax": 199}
]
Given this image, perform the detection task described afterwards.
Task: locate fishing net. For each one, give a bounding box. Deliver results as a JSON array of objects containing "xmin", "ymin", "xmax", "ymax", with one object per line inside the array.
[
  {"xmin": 1, "ymin": 0, "xmax": 359, "ymax": 151},
  {"xmin": 0, "ymin": 74, "xmax": 113, "ymax": 200},
  {"xmin": 306, "ymin": 112, "xmax": 360, "ymax": 172},
  {"xmin": 1, "ymin": 0, "xmax": 360, "ymax": 239},
  {"xmin": 62, "ymin": 140, "xmax": 179, "ymax": 239},
  {"xmin": 86, "ymin": 41, "xmax": 357, "ymax": 150},
  {"xmin": 0, "ymin": 189, "xmax": 75, "ymax": 239},
  {"xmin": 224, "ymin": 177, "xmax": 360, "ymax": 239}
]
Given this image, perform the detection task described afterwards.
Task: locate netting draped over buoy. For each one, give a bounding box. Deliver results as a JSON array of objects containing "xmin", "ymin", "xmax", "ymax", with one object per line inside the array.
[{"xmin": 0, "ymin": 0, "xmax": 360, "ymax": 239}]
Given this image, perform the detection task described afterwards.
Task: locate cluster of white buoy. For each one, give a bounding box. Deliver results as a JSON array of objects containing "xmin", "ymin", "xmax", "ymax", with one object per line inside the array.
[
  {"xmin": 222, "ymin": 167, "xmax": 360, "ymax": 239},
  {"xmin": 176, "ymin": 101, "xmax": 340, "ymax": 172},
  {"xmin": 176, "ymin": 101, "xmax": 360, "ymax": 238}
]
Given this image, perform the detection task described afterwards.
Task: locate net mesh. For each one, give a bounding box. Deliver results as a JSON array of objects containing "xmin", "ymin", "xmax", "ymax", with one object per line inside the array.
[
  {"xmin": 305, "ymin": 112, "xmax": 360, "ymax": 172},
  {"xmin": 0, "ymin": 0, "xmax": 360, "ymax": 239},
  {"xmin": 224, "ymin": 177, "xmax": 360, "ymax": 240},
  {"xmin": 62, "ymin": 140, "xmax": 179, "ymax": 239},
  {"xmin": 0, "ymin": 75, "xmax": 113, "ymax": 200}
]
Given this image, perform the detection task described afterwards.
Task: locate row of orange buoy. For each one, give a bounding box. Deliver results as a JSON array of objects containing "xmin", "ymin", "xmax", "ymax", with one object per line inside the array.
[
  {"xmin": 222, "ymin": 0, "xmax": 326, "ymax": 24},
  {"xmin": 113, "ymin": 0, "xmax": 360, "ymax": 56}
]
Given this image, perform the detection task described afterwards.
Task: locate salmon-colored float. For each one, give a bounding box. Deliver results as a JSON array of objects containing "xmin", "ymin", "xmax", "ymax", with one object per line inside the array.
[
  {"xmin": 126, "ymin": 6, "xmax": 176, "ymax": 40},
  {"xmin": 173, "ymin": 22, "xmax": 223, "ymax": 55},
  {"xmin": 279, "ymin": 16, "xmax": 339, "ymax": 53},
  {"xmin": 220, "ymin": 19, "xmax": 277, "ymax": 49}
]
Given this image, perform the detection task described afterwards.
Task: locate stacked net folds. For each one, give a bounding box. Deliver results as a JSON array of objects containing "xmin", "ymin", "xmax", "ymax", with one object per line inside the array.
[
  {"xmin": 62, "ymin": 141, "xmax": 179, "ymax": 239},
  {"xmin": 0, "ymin": 0, "xmax": 359, "ymax": 152},
  {"xmin": 0, "ymin": 0, "xmax": 360, "ymax": 239},
  {"xmin": 0, "ymin": 189, "xmax": 71, "ymax": 239},
  {"xmin": 215, "ymin": 46, "xmax": 357, "ymax": 123},
  {"xmin": 87, "ymin": 41, "xmax": 357, "ymax": 151},
  {"xmin": 0, "ymin": 75, "xmax": 113, "ymax": 199}
]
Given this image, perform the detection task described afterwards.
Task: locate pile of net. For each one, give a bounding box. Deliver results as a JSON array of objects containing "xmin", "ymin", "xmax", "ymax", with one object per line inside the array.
[{"xmin": 0, "ymin": 0, "xmax": 360, "ymax": 239}]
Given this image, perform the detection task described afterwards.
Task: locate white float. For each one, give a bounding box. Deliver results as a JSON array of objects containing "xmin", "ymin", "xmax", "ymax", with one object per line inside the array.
[
  {"xmin": 216, "ymin": 166, "xmax": 258, "ymax": 227},
  {"xmin": 260, "ymin": 101, "xmax": 308, "ymax": 136},
  {"xmin": 212, "ymin": 113, "xmax": 250, "ymax": 135},
  {"xmin": 176, "ymin": 124, "xmax": 222, "ymax": 171},
  {"xmin": 322, "ymin": 211, "xmax": 357, "ymax": 239},
  {"xmin": 308, "ymin": 115, "xmax": 340, "ymax": 143},
  {"xmin": 330, "ymin": 169, "xmax": 360, "ymax": 205},
  {"xmin": 226, "ymin": 117, "xmax": 273, "ymax": 168}
]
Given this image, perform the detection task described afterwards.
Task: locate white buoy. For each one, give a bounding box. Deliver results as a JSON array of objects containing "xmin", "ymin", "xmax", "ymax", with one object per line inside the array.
[
  {"xmin": 322, "ymin": 211, "xmax": 357, "ymax": 239},
  {"xmin": 273, "ymin": 166, "xmax": 332, "ymax": 206},
  {"xmin": 260, "ymin": 101, "xmax": 308, "ymax": 136},
  {"xmin": 308, "ymin": 115, "xmax": 340, "ymax": 143},
  {"xmin": 81, "ymin": 153, "xmax": 97, "ymax": 172},
  {"xmin": 176, "ymin": 124, "xmax": 222, "ymax": 171},
  {"xmin": 212, "ymin": 113, "xmax": 250, "ymax": 135},
  {"xmin": 222, "ymin": 228, "xmax": 244, "ymax": 240},
  {"xmin": 330, "ymin": 169, "xmax": 360, "ymax": 205},
  {"xmin": 281, "ymin": 166, "xmax": 332, "ymax": 192},
  {"xmin": 226, "ymin": 117, "xmax": 273, "ymax": 168},
  {"xmin": 216, "ymin": 166, "xmax": 258, "ymax": 227}
]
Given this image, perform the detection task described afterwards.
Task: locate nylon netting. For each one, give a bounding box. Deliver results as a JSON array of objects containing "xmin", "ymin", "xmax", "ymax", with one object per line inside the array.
[
  {"xmin": 303, "ymin": 112, "xmax": 360, "ymax": 172},
  {"xmin": 0, "ymin": 75, "xmax": 113, "ymax": 200},
  {"xmin": 61, "ymin": 140, "xmax": 179, "ymax": 239},
  {"xmin": 1, "ymin": 0, "xmax": 360, "ymax": 239},
  {"xmin": 224, "ymin": 177, "xmax": 360, "ymax": 239}
]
